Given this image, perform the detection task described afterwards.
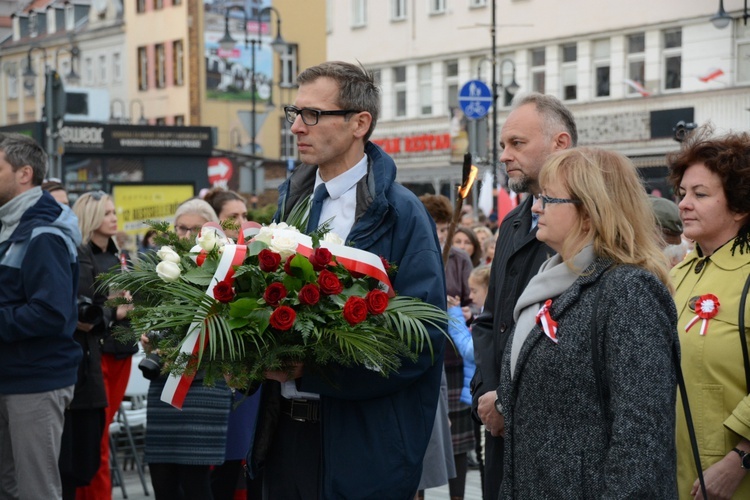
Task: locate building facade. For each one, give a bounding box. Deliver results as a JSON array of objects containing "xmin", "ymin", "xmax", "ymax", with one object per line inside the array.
[{"xmin": 326, "ymin": 0, "xmax": 750, "ymax": 198}]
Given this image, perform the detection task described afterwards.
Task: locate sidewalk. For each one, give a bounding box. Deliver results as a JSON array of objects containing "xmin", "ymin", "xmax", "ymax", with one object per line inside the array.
[{"xmin": 112, "ymin": 464, "xmax": 484, "ymax": 499}]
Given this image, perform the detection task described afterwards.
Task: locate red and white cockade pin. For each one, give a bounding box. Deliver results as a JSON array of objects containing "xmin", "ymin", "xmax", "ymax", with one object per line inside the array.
[
  {"xmin": 685, "ymin": 294, "xmax": 720, "ymax": 336},
  {"xmin": 536, "ymin": 299, "xmax": 559, "ymax": 344}
]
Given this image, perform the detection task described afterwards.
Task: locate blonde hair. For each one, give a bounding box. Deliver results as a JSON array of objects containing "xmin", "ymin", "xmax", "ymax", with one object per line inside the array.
[
  {"xmin": 72, "ymin": 191, "xmax": 113, "ymax": 245},
  {"xmin": 539, "ymin": 147, "xmax": 672, "ymax": 291},
  {"xmin": 469, "ymin": 264, "xmax": 491, "ymax": 289}
]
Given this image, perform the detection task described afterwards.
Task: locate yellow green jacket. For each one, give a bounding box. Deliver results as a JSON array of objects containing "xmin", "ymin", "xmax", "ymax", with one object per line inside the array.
[{"xmin": 672, "ymin": 239, "xmax": 750, "ymax": 499}]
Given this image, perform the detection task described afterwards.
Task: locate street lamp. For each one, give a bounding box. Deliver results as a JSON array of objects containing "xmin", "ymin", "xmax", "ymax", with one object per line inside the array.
[
  {"xmin": 498, "ymin": 58, "xmax": 520, "ymax": 100},
  {"xmin": 23, "ymin": 46, "xmax": 66, "ymax": 180},
  {"xmin": 230, "ymin": 128, "xmax": 243, "ymax": 149},
  {"xmin": 110, "ymin": 98, "xmax": 126, "ymax": 123},
  {"xmin": 130, "ymin": 99, "xmax": 147, "ymax": 125},
  {"xmin": 55, "ymin": 45, "xmax": 81, "ymax": 85},
  {"xmin": 711, "ymin": 0, "xmax": 748, "ymax": 28}
]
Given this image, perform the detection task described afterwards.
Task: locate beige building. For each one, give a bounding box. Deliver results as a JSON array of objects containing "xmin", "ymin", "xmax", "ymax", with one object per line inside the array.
[{"xmin": 327, "ymin": 0, "xmax": 750, "ymax": 198}]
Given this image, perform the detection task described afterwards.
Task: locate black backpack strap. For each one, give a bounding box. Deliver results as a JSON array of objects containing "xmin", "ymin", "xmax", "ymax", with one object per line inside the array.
[
  {"xmin": 591, "ymin": 268, "xmax": 707, "ymax": 499},
  {"xmin": 739, "ymin": 273, "xmax": 750, "ymax": 394}
]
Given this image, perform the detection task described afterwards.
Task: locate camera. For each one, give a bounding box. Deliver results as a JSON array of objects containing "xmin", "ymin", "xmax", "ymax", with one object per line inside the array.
[
  {"xmin": 77, "ymin": 296, "xmax": 104, "ymax": 325},
  {"xmin": 673, "ymin": 120, "xmax": 698, "ymax": 143},
  {"xmin": 138, "ymin": 331, "xmax": 165, "ymax": 381}
]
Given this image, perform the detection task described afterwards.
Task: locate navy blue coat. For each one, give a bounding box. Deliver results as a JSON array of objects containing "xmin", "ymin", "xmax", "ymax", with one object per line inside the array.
[{"xmin": 273, "ymin": 142, "xmax": 447, "ymax": 499}]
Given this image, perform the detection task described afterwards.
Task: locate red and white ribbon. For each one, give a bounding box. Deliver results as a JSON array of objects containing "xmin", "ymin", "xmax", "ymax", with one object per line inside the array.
[
  {"xmin": 273, "ymin": 229, "xmax": 394, "ymax": 296},
  {"xmin": 161, "ymin": 224, "xmax": 247, "ymax": 409},
  {"xmin": 536, "ymin": 299, "xmax": 559, "ymax": 344},
  {"xmin": 685, "ymin": 294, "xmax": 720, "ymax": 336}
]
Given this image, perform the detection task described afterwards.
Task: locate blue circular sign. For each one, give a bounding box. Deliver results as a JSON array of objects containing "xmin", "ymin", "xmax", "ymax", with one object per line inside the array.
[{"xmin": 458, "ymin": 80, "xmax": 493, "ymax": 119}]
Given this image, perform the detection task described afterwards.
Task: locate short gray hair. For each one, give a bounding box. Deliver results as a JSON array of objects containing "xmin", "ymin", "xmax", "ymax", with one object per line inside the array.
[
  {"xmin": 0, "ymin": 132, "xmax": 47, "ymax": 185},
  {"xmin": 174, "ymin": 198, "xmax": 219, "ymax": 225},
  {"xmin": 297, "ymin": 61, "xmax": 380, "ymax": 142},
  {"xmin": 512, "ymin": 93, "xmax": 578, "ymax": 147}
]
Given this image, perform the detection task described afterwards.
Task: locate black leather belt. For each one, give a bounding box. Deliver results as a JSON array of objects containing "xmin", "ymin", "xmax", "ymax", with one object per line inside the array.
[{"xmin": 280, "ymin": 398, "xmax": 320, "ymax": 423}]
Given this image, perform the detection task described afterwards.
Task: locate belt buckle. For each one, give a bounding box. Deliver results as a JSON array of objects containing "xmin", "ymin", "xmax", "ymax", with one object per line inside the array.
[{"xmin": 289, "ymin": 398, "xmax": 309, "ymax": 422}]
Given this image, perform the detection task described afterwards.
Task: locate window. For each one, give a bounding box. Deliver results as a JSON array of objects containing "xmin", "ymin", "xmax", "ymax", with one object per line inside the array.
[
  {"xmin": 28, "ymin": 13, "xmax": 37, "ymax": 37},
  {"xmin": 372, "ymin": 68, "xmax": 382, "ymax": 86},
  {"xmin": 392, "ymin": 0, "xmax": 406, "ymax": 20},
  {"xmin": 155, "ymin": 117, "xmax": 167, "ymax": 126},
  {"xmin": 445, "ymin": 59, "xmax": 459, "ymax": 112},
  {"xmin": 429, "ymin": 0, "xmax": 446, "ymax": 14},
  {"xmin": 137, "ymin": 0, "xmax": 146, "ymax": 13},
  {"xmin": 626, "ymin": 32, "xmax": 645, "ymax": 96},
  {"xmin": 174, "ymin": 115, "xmax": 185, "ymax": 126},
  {"xmin": 592, "ymin": 39, "xmax": 610, "ymax": 97},
  {"xmin": 279, "ymin": 43, "xmax": 298, "ymax": 88},
  {"xmin": 7, "ymin": 65, "xmax": 18, "ymax": 99},
  {"xmin": 663, "ymin": 28, "xmax": 682, "ymax": 90},
  {"xmin": 138, "ymin": 47, "xmax": 148, "ymax": 90},
  {"xmin": 85, "ymin": 57, "xmax": 93, "ymax": 84},
  {"xmin": 393, "ymin": 66, "xmax": 407, "ymax": 117},
  {"xmin": 418, "ymin": 64, "xmax": 432, "ymax": 115},
  {"xmin": 739, "ymin": 21, "xmax": 750, "ymax": 83},
  {"xmin": 156, "ymin": 44, "xmax": 166, "ymax": 88},
  {"xmin": 173, "ymin": 40, "xmax": 184, "ymax": 86},
  {"xmin": 113, "ymin": 53, "xmax": 122, "ymax": 83},
  {"xmin": 154, "ymin": 0, "xmax": 164, "ymax": 9},
  {"xmin": 561, "ymin": 43, "xmax": 577, "ymax": 100},
  {"xmin": 65, "ymin": 4, "xmax": 74, "ymax": 30},
  {"xmin": 470, "ymin": 0, "xmax": 487, "ymax": 7},
  {"xmin": 280, "ymin": 117, "xmax": 296, "ymax": 159},
  {"xmin": 352, "ymin": 0, "xmax": 367, "ymax": 27},
  {"xmin": 99, "ymin": 55, "xmax": 107, "ymax": 84},
  {"xmin": 530, "ymin": 47, "xmax": 545, "ymax": 93}
]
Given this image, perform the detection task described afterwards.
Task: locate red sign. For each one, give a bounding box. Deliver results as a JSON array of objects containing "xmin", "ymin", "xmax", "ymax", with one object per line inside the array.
[
  {"xmin": 372, "ymin": 133, "xmax": 451, "ymax": 155},
  {"xmin": 208, "ymin": 157, "xmax": 234, "ymax": 187}
]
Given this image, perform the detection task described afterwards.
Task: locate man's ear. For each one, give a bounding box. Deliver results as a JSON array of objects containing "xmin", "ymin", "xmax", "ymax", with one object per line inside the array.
[
  {"xmin": 352, "ymin": 111, "xmax": 373, "ymax": 140},
  {"xmin": 552, "ymin": 131, "xmax": 572, "ymax": 151},
  {"xmin": 15, "ymin": 165, "xmax": 34, "ymax": 186}
]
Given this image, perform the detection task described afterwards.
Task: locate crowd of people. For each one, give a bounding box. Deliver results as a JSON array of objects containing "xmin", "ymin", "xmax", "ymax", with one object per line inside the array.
[{"xmin": 2, "ymin": 58, "xmax": 750, "ymax": 500}]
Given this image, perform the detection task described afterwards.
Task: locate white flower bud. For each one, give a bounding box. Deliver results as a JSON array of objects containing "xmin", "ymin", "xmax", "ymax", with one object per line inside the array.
[
  {"xmin": 197, "ymin": 229, "xmax": 219, "ymax": 252},
  {"xmin": 269, "ymin": 234, "xmax": 298, "ymax": 259},
  {"xmin": 322, "ymin": 232, "xmax": 344, "ymax": 245},
  {"xmin": 156, "ymin": 246, "xmax": 181, "ymax": 263},
  {"xmin": 156, "ymin": 261, "xmax": 182, "ymax": 282}
]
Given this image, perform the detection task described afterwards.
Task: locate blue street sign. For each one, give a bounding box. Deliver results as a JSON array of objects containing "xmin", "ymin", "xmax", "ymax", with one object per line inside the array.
[{"xmin": 458, "ymin": 80, "xmax": 493, "ymax": 120}]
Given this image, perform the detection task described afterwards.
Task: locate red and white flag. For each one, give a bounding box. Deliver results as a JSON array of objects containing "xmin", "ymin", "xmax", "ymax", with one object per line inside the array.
[
  {"xmin": 623, "ymin": 79, "xmax": 651, "ymax": 97},
  {"xmin": 698, "ymin": 67, "xmax": 725, "ymax": 83}
]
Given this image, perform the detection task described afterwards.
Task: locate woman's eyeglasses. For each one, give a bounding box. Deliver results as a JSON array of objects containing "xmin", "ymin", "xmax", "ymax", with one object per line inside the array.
[
  {"xmin": 283, "ymin": 106, "xmax": 361, "ymax": 126},
  {"xmin": 539, "ymin": 195, "xmax": 582, "ymax": 209},
  {"xmin": 175, "ymin": 225, "xmax": 202, "ymax": 236}
]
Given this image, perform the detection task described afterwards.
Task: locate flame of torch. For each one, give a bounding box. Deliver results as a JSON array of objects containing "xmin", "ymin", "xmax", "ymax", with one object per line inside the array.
[{"xmin": 442, "ymin": 153, "xmax": 477, "ymax": 268}]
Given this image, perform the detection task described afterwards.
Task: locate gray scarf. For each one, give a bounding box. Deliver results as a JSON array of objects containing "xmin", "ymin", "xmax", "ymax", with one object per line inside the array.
[
  {"xmin": 0, "ymin": 187, "xmax": 43, "ymax": 244},
  {"xmin": 509, "ymin": 244, "xmax": 596, "ymax": 378}
]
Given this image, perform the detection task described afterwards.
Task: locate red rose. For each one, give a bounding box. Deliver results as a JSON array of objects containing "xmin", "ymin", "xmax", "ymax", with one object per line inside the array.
[
  {"xmin": 269, "ymin": 305, "xmax": 296, "ymax": 331},
  {"xmin": 258, "ymin": 249, "xmax": 282, "ymax": 272},
  {"xmin": 308, "ymin": 247, "xmax": 332, "ymax": 271},
  {"xmin": 343, "ymin": 296, "xmax": 368, "ymax": 326},
  {"xmin": 298, "ymin": 284, "xmax": 320, "ymax": 306},
  {"xmin": 263, "ymin": 282, "xmax": 288, "ymax": 306},
  {"xmin": 284, "ymin": 255, "xmax": 294, "ymax": 275},
  {"xmin": 317, "ymin": 269, "xmax": 344, "ymax": 295},
  {"xmin": 380, "ymin": 257, "xmax": 392, "ymax": 273},
  {"xmin": 365, "ymin": 289, "xmax": 389, "ymax": 314},
  {"xmin": 213, "ymin": 279, "xmax": 235, "ymax": 303}
]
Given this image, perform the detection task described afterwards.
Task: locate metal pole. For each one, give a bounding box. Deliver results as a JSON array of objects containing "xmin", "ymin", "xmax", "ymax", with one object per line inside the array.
[
  {"xmin": 250, "ymin": 39, "xmax": 257, "ymax": 195},
  {"xmin": 45, "ymin": 69, "xmax": 57, "ymax": 180},
  {"xmin": 491, "ymin": 0, "xmax": 498, "ymax": 205}
]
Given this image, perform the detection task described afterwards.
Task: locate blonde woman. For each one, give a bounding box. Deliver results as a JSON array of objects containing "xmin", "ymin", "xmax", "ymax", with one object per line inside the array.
[
  {"xmin": 65, "ymin": 191, "xmax": 135, "ymax": 499},
  {"xmin": 497, "ymin": 148, "xmax": 678, "ymax": 498}
]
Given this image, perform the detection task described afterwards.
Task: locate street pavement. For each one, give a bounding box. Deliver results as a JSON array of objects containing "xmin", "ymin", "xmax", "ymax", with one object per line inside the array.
[{"xmin": 112, "ymin": 464, "xmax": 484, "ymax": 499}]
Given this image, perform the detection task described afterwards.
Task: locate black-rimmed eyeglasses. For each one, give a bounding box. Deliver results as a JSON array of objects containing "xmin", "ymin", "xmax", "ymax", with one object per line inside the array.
[
  {"xmin": 284, "ymin": 106, "xmax": 361, "ymax": 126},
  {"xmin": 539, "ymin": 195, "xmax": 582, "ymax": 209}
]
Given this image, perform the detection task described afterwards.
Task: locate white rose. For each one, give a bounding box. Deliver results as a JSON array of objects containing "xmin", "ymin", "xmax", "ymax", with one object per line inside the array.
[
  {"xmin": 269, "ymin": 234, "xmax": 298, "ymax": 259},
  {"xmin": 155, "ymin": 261, "xmax": 182, "ymax": 282},
  {"xmin": 156, "ymin": 246, "xmax": 181, "ymax": 263},
  {"xmin": 322, "ymin": 232, "xmax": 344, "ymax": 245},
  {"xmin": 254, "ymin": 226, "xmax": 274, "ymax": 245},
  {"xmin": 197, "ymin": 229, "xmax": 220, "ymax": 252}
]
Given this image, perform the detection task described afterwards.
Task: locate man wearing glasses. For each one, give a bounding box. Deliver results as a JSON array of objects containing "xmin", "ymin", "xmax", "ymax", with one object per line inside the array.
[
  {"xmin": 0, "ymin": 133, "xmax": 83, "ymax": 499},
  {"xmin": 471, "ymin": 93, "xmax": 577, "ymax": 500},
  {"xmin": 254, "ymin": 61, "xmax": 446, "ymax": 499}
]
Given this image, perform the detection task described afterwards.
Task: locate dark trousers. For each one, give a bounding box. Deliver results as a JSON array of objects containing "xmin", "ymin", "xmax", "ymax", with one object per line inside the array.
[
  {"xmin": 149, "ymin": 463, "xmax": 213, "ymax": 500},
  {"xmin": 482, "ymin": 433, "xmax": 504, "ymax": 500},
  {"xmin": 262, "ymin": 413, "xmax": 321, "ymax": 500}
]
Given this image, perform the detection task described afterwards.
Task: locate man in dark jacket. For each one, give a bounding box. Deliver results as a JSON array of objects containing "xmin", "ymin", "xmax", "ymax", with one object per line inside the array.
[
  {"xmin": 470, "ymin": 93, "xmax": 577, "ymax": 499},
  {"xmin": 259, "ymin": 61, "xmax": 446, "ymax": 499},
  {"xmin": 0, "ymin": 133, "xmax": 82, "ymax": 499}
]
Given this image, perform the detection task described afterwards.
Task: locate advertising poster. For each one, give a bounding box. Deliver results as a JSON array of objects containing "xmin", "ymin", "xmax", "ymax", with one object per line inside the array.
[
  {"xmin": 113, "ymin": 184, "xmax": 195, "ymax": 236},
  {"xmin": 204, "ymin": 0, "xmax": 276, "ymax": 102}
]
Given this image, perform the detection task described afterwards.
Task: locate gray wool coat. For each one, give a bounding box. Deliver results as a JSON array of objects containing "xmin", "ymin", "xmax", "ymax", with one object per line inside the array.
[{"xmin": 498, "ymin": 258, "xmax": 679, "ymax": 499}]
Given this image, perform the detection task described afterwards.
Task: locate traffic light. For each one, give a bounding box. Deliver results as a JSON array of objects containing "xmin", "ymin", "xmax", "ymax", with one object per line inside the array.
[{"xmin": 45, "ymin": 69, "xmax": 67, "ymax": 122}]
